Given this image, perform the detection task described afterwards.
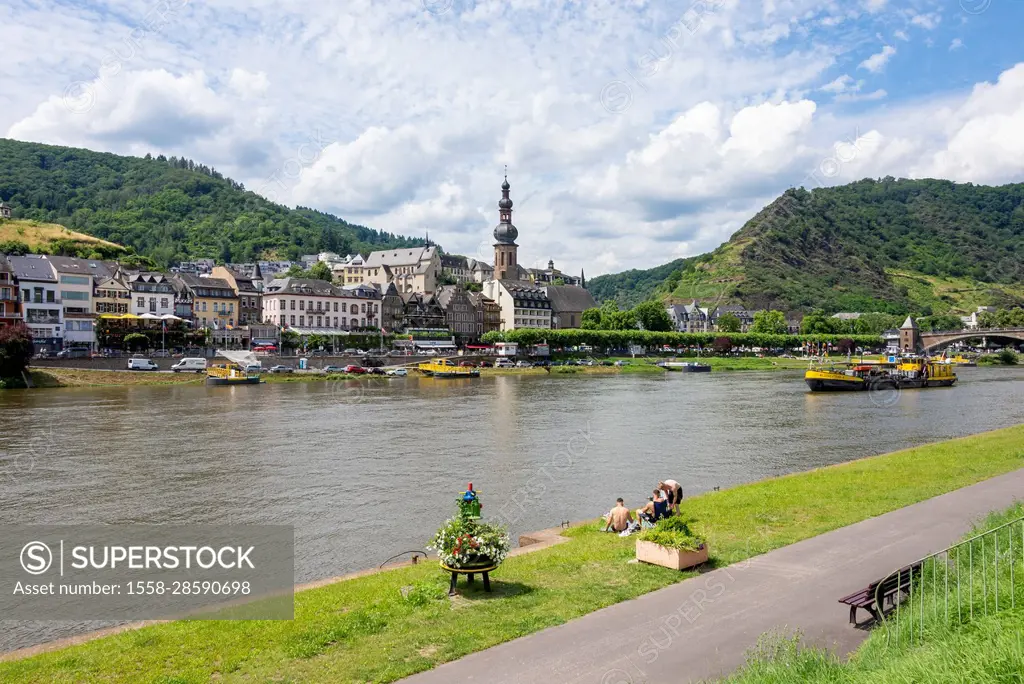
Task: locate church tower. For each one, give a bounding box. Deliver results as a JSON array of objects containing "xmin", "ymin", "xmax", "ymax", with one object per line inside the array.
[{"xmin": 493, "ymin": 171, "xmax": 519, "ymax": 281}]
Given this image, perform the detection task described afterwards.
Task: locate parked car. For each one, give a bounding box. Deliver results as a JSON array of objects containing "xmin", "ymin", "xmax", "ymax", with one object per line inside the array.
[
  {"xmin": 127, "ymin": 358, "xmax": 159, "ymax": 371},
  {"xmin": 323, "ymin": 365, "xmax": 346, "ymax": 373},
  {"xmin": 171, "ymin": 358, "xmax": 207, "ymax": 373},
  {"xmin": 515, "ymin": 360, "xmax": 532, "ymax": 368},
  {"xmin": 386, "ymin": 367, "xmax": 408, "ymax": 377},
  {"xmin": 342, "ymin": 348, "xmax": 357, "ymax": 355},
  {"xmin": 267, "ymin": 365, "xmax": 294, "ymax": 374},
  {"xmin": 458, "ymin": 361, "xmax": 477, "ymax": 367},
  {"xmin": 244, "ymin": 363, "xmax": 262, "ymax": 373},
  {"xmin": 344, "ymin": 365, "xmax": 367, "ymax": 374},
  {"xmin": 367, "ymin": 367, "xmax": 386, "ymax": 375},
  {"xmin": 57, "ymin": 348, "xmax": 91, "ymax": 359},
  {"xmin": 494, "ymin": 359, "xmax": 515, "ymax": 368}
]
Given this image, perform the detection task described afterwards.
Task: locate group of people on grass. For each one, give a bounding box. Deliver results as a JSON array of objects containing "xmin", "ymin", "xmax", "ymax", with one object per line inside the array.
[{"xmin": 603, "ymin": 479, "xmax": 683, "ymax": 535}]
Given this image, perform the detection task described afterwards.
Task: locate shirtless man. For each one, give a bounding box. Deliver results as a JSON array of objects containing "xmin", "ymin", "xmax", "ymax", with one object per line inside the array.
[
  {"xmin": 604, "ymin": 498, "xmax": 634, "ymax": 532},
  {"xmin": 659, "ymin": 479, "xmax": 683, "ymax": 514},
  {"xmin": 636, "ymin": 488, "xmax": 667, "ymax": 522}
]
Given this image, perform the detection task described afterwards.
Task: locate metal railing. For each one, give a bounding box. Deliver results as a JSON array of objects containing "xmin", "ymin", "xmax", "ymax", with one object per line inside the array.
[{"xmin": 877, "ymin": 514, "xmax": 1024, "ymax": 649}]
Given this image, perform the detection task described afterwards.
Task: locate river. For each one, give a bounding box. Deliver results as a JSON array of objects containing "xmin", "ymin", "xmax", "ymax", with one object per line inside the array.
[{"xmin": 1, "ymin": 367, "xmax": 1023, "ymax": 652}]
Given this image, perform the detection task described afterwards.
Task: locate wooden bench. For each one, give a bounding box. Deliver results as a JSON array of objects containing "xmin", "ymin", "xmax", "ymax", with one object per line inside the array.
[{"xmin": 838, "ymin": 560, "xmax": 923, "ymax": 625}]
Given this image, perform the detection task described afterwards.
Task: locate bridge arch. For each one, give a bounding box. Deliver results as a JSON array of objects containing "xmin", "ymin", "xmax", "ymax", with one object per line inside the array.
[{"xmin": 920, "ymin": 329, "xmax": 1024, "ymax": 351}]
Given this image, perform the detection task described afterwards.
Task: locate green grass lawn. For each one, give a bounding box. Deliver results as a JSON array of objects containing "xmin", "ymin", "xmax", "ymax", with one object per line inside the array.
[
  {"xmin": 725, "ymin": 503, "xmax": 1024, "ymax": 683},
  {"xmin": 4, "ymin": 425, "xmax": 1024, "ymax": 683}
]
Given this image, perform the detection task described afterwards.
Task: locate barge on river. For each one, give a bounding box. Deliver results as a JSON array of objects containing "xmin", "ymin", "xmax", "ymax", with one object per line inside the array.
[
  {"xmin": 207, "ymin": 350, "xmax": 262, "ymax": 386},
  {"xmin": 659, "ymin": 361, "xmax": 711, "ymax": 372},
  {"xmin": 805, "ymin": 355, "xmax": 957, "ymax": 392}
]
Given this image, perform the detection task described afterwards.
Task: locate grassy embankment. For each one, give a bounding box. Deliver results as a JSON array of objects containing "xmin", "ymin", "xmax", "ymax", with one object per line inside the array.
[
  {"xmin": 726, "ymin": 502, "xmax": 1024, "ymax": 683},
  {"xmin": 3, "ymin": 425, "xmax": 1024, "ymax": 683},
  {"xmin": 0, "ymin": 219, "xmax": 125, "ymax": 253}
]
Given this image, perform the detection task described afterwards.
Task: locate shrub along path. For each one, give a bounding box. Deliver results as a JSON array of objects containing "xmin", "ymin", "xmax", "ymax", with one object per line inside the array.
[
  {"xmin": 2, "ymin": 425, "xmax": 1023, "ymax": 683},
  {"xmin": 403, "ymin": 464, "xmax": 1024, "ymax": 684}
]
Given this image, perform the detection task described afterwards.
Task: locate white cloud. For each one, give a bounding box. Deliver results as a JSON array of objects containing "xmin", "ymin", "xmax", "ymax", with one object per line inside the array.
[
  {"xmin": 228, "ymin": 69, "xmax": 269, "ymax": 99},
  {"xmin": 1, "ymin": 1, "xmax": 1023, "ymax": 275},
  {"xmin": 821, "ymin": 74, "xmax": 861, "ymax": 94},
  {"xmin": 894, "ymin": 30, "xmax": 909, "ymax": 41},
  {"xmin": 835, "ymin": 88, "xmax": 887, "ymax": 102},
  {"xmin": 910, "ymin": 12, "xmax": 942, "ymax": 30},
  {"xmin": 949, "ymin": 38, "xmax": 965, "ymax": 51},
  {"xmin": 859, "ymin": 45, "xmax": 896, "ymax": 73}
]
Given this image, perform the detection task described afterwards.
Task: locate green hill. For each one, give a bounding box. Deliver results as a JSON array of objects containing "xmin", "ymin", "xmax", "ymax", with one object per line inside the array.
[
  {"xmin": 589, "ymin": 178, "xmax": 1024, "ymax": 315},
  {"xmin": 0, "ymin": 138, "xmax": 422, "ymax": 267}
]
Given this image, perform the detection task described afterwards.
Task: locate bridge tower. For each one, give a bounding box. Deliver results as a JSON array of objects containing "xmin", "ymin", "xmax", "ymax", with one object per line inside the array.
[{"xmin": 899, "ymin": 316, "xmax": 921, "ymax": 353}]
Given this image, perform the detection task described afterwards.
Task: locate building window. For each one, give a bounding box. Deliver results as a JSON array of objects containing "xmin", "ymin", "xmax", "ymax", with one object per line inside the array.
[
  {"xmin": 299, "ymin": 300, "xmax": 305, "ymax": 310},
  {"xmin": 161, "ymin": 298, "xmax": 169, "ymax": 309},
  {"xmin": 334, "ymin": 317, "xmax": 338, "ymax": 327},
  {"xmin": 290, "ymin": 300, "xmax": 295, "ymax": 310},
  {"xmin": 290, "ymin": 315, "xmax": 295, "ymax": 325},
  {"xmin": 279, "ymin": 315, "xmax": 286, "ymax": 325},
  {"xmin": 229, "ymin": 303, "xmax": 234, "ymax": 313},
  {"xmin": 341, "ymin": 302, "xmax": 347, "ymax": 312}
]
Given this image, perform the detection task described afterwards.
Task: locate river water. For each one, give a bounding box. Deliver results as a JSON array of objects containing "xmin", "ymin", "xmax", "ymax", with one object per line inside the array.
[{"xmin": 1, "ymin": 367, "xmax": 1022, "ymax": 652}]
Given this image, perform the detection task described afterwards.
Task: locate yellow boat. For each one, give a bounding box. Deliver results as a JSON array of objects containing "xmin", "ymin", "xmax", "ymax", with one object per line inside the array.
[
  {"xmin": 805, "ymin": 355, "xmax": 956, "ymax": 392},
  {"xmin": 207, "ymin": 350, "xmax": 262, "ymax": 386},
  {"xmin": 418, "ymin": 358, "xmax": 479, "ymax": 378}
]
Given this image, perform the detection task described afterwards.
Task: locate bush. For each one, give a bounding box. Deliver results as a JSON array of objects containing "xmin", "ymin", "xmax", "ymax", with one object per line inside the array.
[
  {"xmin": 638, "ymin": 516, "xmax": 706, "ymax": 552},
  {"xmin": 0, "ymin": 323, "xmax": 34, "ymax": 379},
  {"xmin": 998, "ymin": 349, "xmax": 1019, "ymax": 365},
  {"xmin": 429, "ymin": 516, "xmax": 510, "ymax": 569}
]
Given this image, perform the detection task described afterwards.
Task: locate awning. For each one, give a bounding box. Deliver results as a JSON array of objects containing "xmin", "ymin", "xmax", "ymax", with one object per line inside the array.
[
  {"xmin": 253, "ymin": 339, "xmax": 278, "ymax": 346},
  {"xmin": 414, "ymin": 341, "xmax": 457, "ymax": 349},
  {"xmin": 465, "ymin": 345, "xmax": 492, "ymax": 349}
]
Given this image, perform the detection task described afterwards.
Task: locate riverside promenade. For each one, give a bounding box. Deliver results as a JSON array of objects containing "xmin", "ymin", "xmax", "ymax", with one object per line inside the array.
[{"xmin": 403, "ymin": 467, "xmax": 1024, "ymax": 684}]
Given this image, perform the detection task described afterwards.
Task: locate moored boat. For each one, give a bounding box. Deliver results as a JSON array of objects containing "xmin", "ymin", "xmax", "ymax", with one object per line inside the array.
[
  {"xmin": 207, "ymin": 350, "xmax": 262, "ymax": 386},
  {"xmin": 805, "ymin": 355, "xmax": 956, "ymax": 392},
  {"xmin": 660, "ymin": 361, "xmax": 711, "ymax": 373},
  {"xmin": 418, "ymin": 358, "xmax": 480, "ymax": 378}
]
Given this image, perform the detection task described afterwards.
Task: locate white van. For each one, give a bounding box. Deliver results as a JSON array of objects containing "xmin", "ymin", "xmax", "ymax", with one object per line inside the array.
[
  {"xmin": 127, "ymin": 358, "xmax": 159, "ymax": 371},
  {"xmin": 171, "ymin": 358, "xmax": 207, "ymax": 373}
]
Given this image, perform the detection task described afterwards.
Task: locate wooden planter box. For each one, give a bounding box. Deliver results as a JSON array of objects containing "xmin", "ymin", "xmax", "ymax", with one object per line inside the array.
[{"xmin": 635, "ymin": 540, "xmax": 709, "ymax": 570}]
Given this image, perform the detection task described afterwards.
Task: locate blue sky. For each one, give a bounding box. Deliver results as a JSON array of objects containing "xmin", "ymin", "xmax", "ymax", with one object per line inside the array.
[{"xmin": 2, "ymin": 0, "xmax": 1024, "ymax": 275}]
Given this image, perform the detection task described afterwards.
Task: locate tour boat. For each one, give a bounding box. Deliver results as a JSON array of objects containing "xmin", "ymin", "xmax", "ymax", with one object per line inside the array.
[
  {"xmin": 805, "ymin": 355, "xmax": 956, "ymax": 392},
  {"xmin": 207, "ymin": 350, "xmax": 262, "ymax": 386},
  {"xmin": 660, "ymin": 361, "xmax": 711, "ymax": 373},
  {"xmin": 418, "ymin": 358, "xmax": 479, "ymax": 378}
]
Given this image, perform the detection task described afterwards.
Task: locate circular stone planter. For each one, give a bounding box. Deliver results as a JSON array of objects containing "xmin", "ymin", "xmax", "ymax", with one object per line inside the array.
[{"xmin": 635, "ymin": 539, "xmax": 709, "ymax": 570}]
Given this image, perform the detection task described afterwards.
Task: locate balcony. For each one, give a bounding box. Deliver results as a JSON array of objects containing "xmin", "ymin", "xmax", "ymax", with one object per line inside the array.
[{"xmin": 0, "ymin": 292, "xmax": 16, "ymax": 301}]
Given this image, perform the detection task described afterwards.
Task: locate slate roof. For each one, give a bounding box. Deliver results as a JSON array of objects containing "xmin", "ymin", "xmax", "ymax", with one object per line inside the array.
[
  {"xmin": 7, "ymin": 255, "xmax": 57, "ymax": 282},
  {"xmin": 543, "ymin": 285, "xmax": 597, "ymax": 313}
]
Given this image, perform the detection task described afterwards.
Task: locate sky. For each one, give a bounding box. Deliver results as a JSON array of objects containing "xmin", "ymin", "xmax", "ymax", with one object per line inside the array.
[{"xmin": 2, "ymin": 0, "xmax": 1024, "ymax": 277}]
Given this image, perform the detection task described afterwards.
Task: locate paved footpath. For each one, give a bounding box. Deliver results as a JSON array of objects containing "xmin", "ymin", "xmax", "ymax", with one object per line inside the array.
[{"xmin": 403, "ymin": 468, "xmax": 1024, "ymax": 684}]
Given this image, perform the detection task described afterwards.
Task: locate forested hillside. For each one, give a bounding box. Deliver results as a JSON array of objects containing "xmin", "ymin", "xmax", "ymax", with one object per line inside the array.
[
  {"xmin": 0, "ymin": 139, "xmax": 422, "ymax": 267},
  {"xmin": 589, "ymin": 178, "xmax": 1024, "ymax": 314}
]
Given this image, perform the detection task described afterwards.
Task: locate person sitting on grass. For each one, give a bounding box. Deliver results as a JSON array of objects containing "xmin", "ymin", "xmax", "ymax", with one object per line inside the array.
[
  {"xmin": 637, "ymin": 488, "xmax": 668, "ymax": 524},
  {"xmin": 604, "ymin": 498, "xmax": 634, "ymax": 532}
]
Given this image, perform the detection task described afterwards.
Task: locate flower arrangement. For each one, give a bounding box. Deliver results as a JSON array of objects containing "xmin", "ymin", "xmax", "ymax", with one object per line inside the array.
[
  {"xmin": 429, "ymin": 515, "xmax": 511, "ymax": 569},
  {"xmin": 637, "ymin": 516, "xmax": 706, "ymax": 552}
]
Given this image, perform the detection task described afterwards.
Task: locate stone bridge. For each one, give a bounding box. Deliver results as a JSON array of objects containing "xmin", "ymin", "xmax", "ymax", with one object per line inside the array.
[{"xmin": 920, "ymin": 327, "xmax": 1024, "ymax": 351}]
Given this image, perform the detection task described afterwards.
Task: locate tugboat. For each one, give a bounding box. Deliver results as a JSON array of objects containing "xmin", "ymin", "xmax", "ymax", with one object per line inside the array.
[{"xmin": 206, "ymin": 350, "xmax": 262, "ymax": 386}]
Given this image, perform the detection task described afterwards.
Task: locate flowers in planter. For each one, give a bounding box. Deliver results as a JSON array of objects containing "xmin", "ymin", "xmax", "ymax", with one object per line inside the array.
[
  {"xmin": 429, "ymin": 515, "xmax": 511, "ymax": 569},
  {"xmin": 637, "ymin": 516, "xmax": 706, "ymax": 552}
]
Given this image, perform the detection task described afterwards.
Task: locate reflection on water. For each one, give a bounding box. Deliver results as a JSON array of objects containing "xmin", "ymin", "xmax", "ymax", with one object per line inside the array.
[{"xmin": 1, "ymin": 367, "xmax": 1022, "ymax": 651}]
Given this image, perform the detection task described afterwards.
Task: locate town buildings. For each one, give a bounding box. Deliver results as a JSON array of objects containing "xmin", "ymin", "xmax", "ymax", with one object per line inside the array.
[
  {"xmin": 376, "ymin": 282, "xmax": 405, "ymax": 333},
  {"xmin": 171, "ymin": 274, "xmax": 238, "ymax": 329},
  {"xmin": 128, "ymin": 272, "xmax": 176, "ymax": 317},
  {"xmin": 436, "ymin": 285, "xmax": 479, "ymax": 340},
  {"xmin": 544, "ymin": 285, "xmax": 597, "ymax": 329},
  {"xmin": 440, "ymin": 255, "xmax": 473, "ymax": 285},
  {"xmin": 363, "ymin": 246, "xmax": 442, "ymax": 294},
  {"xmin": 94, "ymin": 274, "xmax": 131, "ymax": 315},
  {"xmin": 261, "ymin": 277, "xmax": 380, "ymax": 333},
  {"xmin": 483, "ymin": 279, "xmax": 552, "ymax": 330},
  {"xmin": 211, "ymin": 266, "xmax": 262, "ymax": 326},
  {"xmin": 8, "ymin": 255, "xmax": 63, "ymax": 351},
  {"xmin": 45, "ymin": 255, "xmax": 113, "ymax": 350},
  {"xmin": 468, "ymin": 292, "xmax": 501, "ymax": 337},
  {"xmin": 0, "ymin": 255, "xmax": 21, "ymax": 328}
]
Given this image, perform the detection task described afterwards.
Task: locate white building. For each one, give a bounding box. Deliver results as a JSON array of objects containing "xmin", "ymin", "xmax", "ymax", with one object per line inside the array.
[
  {"xmin": 262, "ymin": 277, "xmax": 381, "ymax": 334},
  {"xmin": 8, "ymin": 255, "xmax": 63, "ymax": 351},
  {"xmin": 361, "ymin": 246, "xmax": 441, "ymax": 294},
  {"xmin": 482, "ymin": 279, "xmax": 552, "ymax": 331},
  {"xmin": 127, "ymin": 273, "xmax": 176, "ymax": 317},
  {"xmin": 44, "ymin": 255, "xmax": 116, "ymax": 350}
]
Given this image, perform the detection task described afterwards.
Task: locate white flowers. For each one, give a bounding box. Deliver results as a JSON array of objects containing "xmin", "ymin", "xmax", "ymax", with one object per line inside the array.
[{"xmin": 429, "ymin": 516, "xmax": 510, "ymax": 569}]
